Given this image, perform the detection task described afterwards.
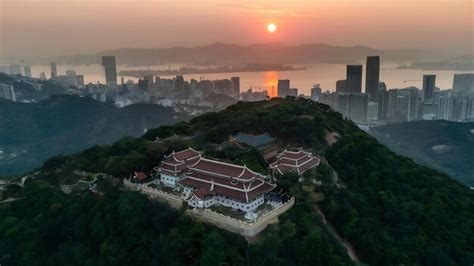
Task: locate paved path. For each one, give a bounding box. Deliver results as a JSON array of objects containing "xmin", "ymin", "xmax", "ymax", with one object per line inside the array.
[
  {"xmin": 315, "ymin": 204, "xmax": 361, "ymax": 263},
  {"xmin": 0, "ymin": 197, "xmax": 24, "ymax": 204}
]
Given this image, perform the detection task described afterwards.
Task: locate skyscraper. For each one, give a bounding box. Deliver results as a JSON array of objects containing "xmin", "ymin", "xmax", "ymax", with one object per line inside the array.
[
  {"xmin": 277, "ymin": 79, "xmax": 290, "ymax": 98},
  {"xmin": 101, "ymin": 56, "xmax": 117, "ymax": 85},
  {"xmin": 231, "ymin": 77, "xmax": 240, "ymax": 98},
  {"xmin": 346, "ymin": 65, "xmax": 362, "ymax": 93},
  {"xmin": 365, "ymin": 56, "xmax": 380, "ymax": 101},
  {"xmin": 387, "ymin": 89, "xmax": 398, "ymax": 119},
  {"xmin": 422, "ymin": 75, "xmax": 436, "ymax": 101},
  {"xmin": 50, "ymin": 62, "xmax": 57, "ymax": 79}
]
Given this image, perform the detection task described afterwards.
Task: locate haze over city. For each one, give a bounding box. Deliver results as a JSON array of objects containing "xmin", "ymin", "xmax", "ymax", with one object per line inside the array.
[{"xmin": 1, "ymin": 0, "xmax": 473, "ymax": 57}]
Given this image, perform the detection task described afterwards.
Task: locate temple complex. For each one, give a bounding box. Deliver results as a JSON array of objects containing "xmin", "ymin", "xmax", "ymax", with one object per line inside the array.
[{"xmin": 156, "ymin": 148, "xmax": 276, "ymax": 212}]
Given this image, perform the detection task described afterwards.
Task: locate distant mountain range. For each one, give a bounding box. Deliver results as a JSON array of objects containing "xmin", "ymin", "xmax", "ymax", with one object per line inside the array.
[
  {"xmin": 0, "ymin": 95, "xmax": 189, "ymax": 177},
  {"xmin": 370, "ymin": 120, "xmax": 474, "ymax": 187},
  {"xmin": 16, "ymin": 43, "xmax": 422, "ymax": 66},
  {"xmin": 98, "ymin": 42, "xmax": 421, "ymax": 65}
]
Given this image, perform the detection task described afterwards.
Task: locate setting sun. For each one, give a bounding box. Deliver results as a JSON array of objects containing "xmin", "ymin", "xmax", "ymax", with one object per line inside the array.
[{"xmin": 267, "ymin": 23, "xmax": 276, "ymax": 33}]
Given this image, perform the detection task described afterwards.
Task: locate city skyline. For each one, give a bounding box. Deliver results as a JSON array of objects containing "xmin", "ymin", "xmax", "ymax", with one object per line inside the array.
[{"xmin": 1, "ymin": 0, "xmax": 472, "ymax": 57}]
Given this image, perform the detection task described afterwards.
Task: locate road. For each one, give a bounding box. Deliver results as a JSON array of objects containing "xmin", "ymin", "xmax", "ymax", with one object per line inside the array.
[{"xmin": 315, "ymin": 204, "xmax": 361, "ymax": 263}]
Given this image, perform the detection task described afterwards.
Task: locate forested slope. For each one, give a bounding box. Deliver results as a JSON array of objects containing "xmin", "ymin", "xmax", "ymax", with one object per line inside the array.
[{"xmin": 1, "ymin": 98, "xmax": 473, "ymax": 265}]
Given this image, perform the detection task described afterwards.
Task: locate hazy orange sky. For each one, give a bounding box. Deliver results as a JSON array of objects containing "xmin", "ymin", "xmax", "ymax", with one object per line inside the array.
[{"xmin": 1, "ymin": 0, "xmax": 472, "ymax": 57}]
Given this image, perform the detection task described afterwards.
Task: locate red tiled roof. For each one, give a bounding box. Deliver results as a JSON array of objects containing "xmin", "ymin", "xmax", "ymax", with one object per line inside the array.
[
  {"xmin": 297, "ymin": 157, "xmax": 320, "ymax": 174},
  {"xmin": 193, "ymin": 186, "xmax": 212, "ymax": 199},
  {"xmin": 161, "ymin": 156, "xmax": 185, "ymax": 165},
  {"xmin": 186, "ymin": 171, "xmax": 246, "ymax": 189},
  {"xmin": 159, "ymin": 148, "xmax": 276, "ymax": 202},
  {"xmin": 271, "ymin": 150, "xmax": 320, "ymax": 175},
  {"xmin": 134, "ymin": 171, "xmax": 147, "ymax": 181},
  {"xmin": 158, "ymin": 148, "xmax": 201, "ymax": 174},
  {"xmin": 179, "ymin": 176, "xmax": 274, "ymax": 202},
  {"xmin": 279, "ymin": 150, "xmax": 307, "ymax": 160},
  {"xmin": 173, "ymin": 148, "xmax": 200, "ymax": 161},
  {"xmin": 189, "ymin": 158, "xmax": 264, "ymax": 181}
]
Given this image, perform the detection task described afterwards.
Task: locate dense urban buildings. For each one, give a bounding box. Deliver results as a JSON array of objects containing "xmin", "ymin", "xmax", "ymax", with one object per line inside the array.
[
  {"xmin": 337, "ymin": 92, "xmax": 369, "ymax": 124},
  {"xmin": 0, "ymin": 55, "xmax": 472, "ymax": 123}
]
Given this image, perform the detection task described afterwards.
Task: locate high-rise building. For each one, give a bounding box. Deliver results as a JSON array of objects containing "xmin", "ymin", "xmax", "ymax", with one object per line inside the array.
[
  {"xmin": 438, "ymin": 96, "xmax": 453, "ymax": 120},
  {"xmin": 451, "ymin": 96, "xmax": 473, "ymax": 121},
  {"xmin": 336, "ymin": 79, "xmax": 347, "ymax": 93},
  {"xmin": 396, "ymin": 95, "xmax": 410, "ymax": 120},
  {"xmin": 320, "ymin": 91, "xmax": 337, "ymax": 109},
  {"xmin": 337, "ymin": 93, "xmax": 368, "ymax": 124},
  {"xmin": 50, "ymin": 62, "xmax": 57, "ymax": 79},
  {"xmin": 406, "ymin": 88, "xmax": 419, "ymax": 121},
  {"xmin": 277, "ymin": 79, "xmax": 290, "ymax": 98},
  {"xmin": 311, "ymin": 84, "xmax": 322, "ymax": 102},
  {"xmin": 453, "ymin": 73, "xmax": 474, "ymax": 93},
  {"xmin": 230, "ymin": 77, "xmax": 240, "ymax": 98},
  {"xmin": 0, "ymin": 83, "xmax": 16, "ymax": 101},
  {"xmin": 101, "ymin": 56, "xmax": 117, "ymax": 85},
  {"xmin": 386, "ymin": 89, "xmax": 398, "ymax": 119},
  {"xmin": 365, "ymin": 56, "xmax": 380, "ymax": 101},
  {"xmin": 346, "ymin": 65, "xmax": 363, "ymax": 93},
  {"xmin": 377, "ymin": 89, "xmax": 388, "ymax": 121},
  {"xmin": 422, "ymin": 75, "xmax": 436, "ymax": 101},
  {"xmin": 24, "ymin": 66, "xmax": 32, "ymax": 78}
]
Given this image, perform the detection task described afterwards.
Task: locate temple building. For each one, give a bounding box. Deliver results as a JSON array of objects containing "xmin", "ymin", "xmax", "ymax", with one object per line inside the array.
[
  {"xmin": 156, "ymin": 148, "xmax": 276, "ymax": 212},
  {"xmin": 229, "ymin": 132, "xmax": 278, "ymax": 161},
  {"xmin": 270, "ymin": 149, "xmax": 320, "ymax": 176},
  {"xmin": 132, "ymin": 171, "xmax": 149, "ymax": 183},
  {"xmin": 155, "ymin": 147, "xmax": 201, "ymax": 187}
]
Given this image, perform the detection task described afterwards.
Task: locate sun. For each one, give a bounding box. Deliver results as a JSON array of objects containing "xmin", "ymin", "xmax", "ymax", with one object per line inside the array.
[{"xmin": 267, "ymin": 23, "xmax": 277, "ymax": 33}]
